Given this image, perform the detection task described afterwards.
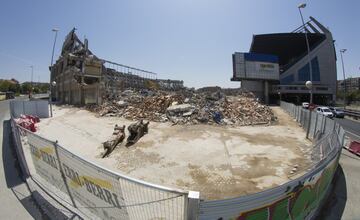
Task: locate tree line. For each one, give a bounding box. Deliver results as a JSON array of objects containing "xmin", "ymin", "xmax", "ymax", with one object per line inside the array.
[{"xmin": 0, "ymin": 79, "xmax": 49, "ymax": 95}]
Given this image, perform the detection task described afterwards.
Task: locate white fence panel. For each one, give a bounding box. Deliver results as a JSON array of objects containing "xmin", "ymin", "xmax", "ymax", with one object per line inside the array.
[
  {"xmin": 27, "ymin": 132, "xmax": 67, "ymax": 192},
  {"xmin": 57, "ymin": 144, "xmax": 188, "ymax": 220},
  {"xmin": 57, "ymin": 145, "xmax": 130, "ymax": 220},
  {"xmin": 10, "ymin": 100, "xmax": 49, "ymax": 118}
]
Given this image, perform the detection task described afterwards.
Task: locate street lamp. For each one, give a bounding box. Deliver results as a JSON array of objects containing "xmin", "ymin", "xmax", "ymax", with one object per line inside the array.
[
  {"xmin": 30, "ymin": 65, "xmax": 34, "ymax": 85},
  {"xmin": 298, "ymin": 3, "xmax": 313, "ymax": 105},
  {"xmin": 29, "ymin": 65, "xmax": 34, "ymax": 99},
  {"xmin": 50, "ymin": 28, "xmax": 59, "ymax": 117},
  {"xmin": 50, "ymin": 28, "xmax": 59, "ymax": 66},
  {"xmin": 340, "ymin": 49, "xmax": 347, "ymax": 107}
]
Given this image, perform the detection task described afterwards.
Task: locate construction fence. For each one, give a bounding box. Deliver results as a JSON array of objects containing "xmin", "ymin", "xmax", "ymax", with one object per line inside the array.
[
  {"xmin": 10, "ymin": 100, "xmax": 345, "ymax": 219},
  {"xmin": 10, "ymin": 100, "xmax": 192, "ymax": 220},
  {"xmin": 196, "ymin": 102, "xmax": 343, "ymax": 219}
]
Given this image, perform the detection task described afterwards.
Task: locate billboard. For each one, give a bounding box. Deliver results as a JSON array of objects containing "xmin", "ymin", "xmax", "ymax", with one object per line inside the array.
[
  {"xmin": 232, "ymin": 52, "xmax": 279, "ymax": 80},
  {"xmin": 28, "ymin": 133, "xmax": 69, "ymax": 195},
  {"xmin": 28, "ymin": 133, "xmax": 129, "ymax": 219},
  {"xmin": 57, "ymin": 146, "xmax": 129, "ymax": 220}
]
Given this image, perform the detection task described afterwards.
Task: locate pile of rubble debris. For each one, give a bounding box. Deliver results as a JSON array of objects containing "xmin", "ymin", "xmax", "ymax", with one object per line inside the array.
[
  {"xmin": 87, "ymin": 88, "xmax": 276, "ymax": 126},
  {"xmin": 14, "ymin": 114, "xmax": 40, "ymax": 132}
]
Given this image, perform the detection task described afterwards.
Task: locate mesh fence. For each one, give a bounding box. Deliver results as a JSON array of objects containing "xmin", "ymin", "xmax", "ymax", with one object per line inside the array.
[
  {"xmin": 280, "ymin": 101, "xmax": 337, "ymax": 140},
  {"xmin": 14, "ymin": 122, "xmax": 188, "ymax": 220},
  {"xmin": 10, "ymin": 100, "xmax": 346, "ymax": 219},
  {"xmin": 56, "ymin": 144, "xmax": 188, "ymax": 220},
  {"xmin": 17, "ymin": 126, "xmax": 74, "ymax": 206}
]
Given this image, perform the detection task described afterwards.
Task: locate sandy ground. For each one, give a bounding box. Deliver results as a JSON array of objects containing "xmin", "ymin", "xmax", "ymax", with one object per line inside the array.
[{"xmin": 36, "ymin": 105, "xmax": 312, "ymax": 200}]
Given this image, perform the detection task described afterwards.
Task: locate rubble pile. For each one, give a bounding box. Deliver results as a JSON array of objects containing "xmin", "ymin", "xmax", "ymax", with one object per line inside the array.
[
  {"xmin": 15, "ymin": 114, "xmax": 40, "ymax": 132},
  {"xmin": 87, "ymin": 89, "xmax": 276, "ymax": 126}
]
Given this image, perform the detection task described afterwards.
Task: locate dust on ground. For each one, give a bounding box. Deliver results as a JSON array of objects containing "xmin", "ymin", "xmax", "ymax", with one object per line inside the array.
[{"xmin": 36, "ymin": 105, "xmax": 312, "ymax": 200}]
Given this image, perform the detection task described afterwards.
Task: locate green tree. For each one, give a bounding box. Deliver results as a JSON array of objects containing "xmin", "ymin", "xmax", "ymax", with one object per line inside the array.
[{"xmin": 21, "ymin": 83, "xmax": 32, "ymax": 94}]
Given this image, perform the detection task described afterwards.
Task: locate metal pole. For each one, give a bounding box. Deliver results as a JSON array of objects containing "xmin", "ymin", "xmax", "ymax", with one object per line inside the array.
[
  {"xmin": 30, "ymin": 65, "xmax": 34, "ymax": 87},
  {"xmin": 30, "ymin": 65, "xmax": 34, "ymax": 99},
  {"xmin": 50, "ymin": 30, "xmax": 58, "ymax": 67},
  {"xmin": 306, "ymin": 109, "xmax": 312, "ymax": 139},
  {"xmin": 298, "ymin": 7, "xmax": 313, "ymax": 104},
  {"xmin": 340, "ymin": 50, "xmax": 347, "ymax": 108},
  {"xmin": 50, "ymin": 29, "xmax": 59, "ymax": 117},
  {"xmin": 54, "ymin": 141, "xmax": 77, "ymax": 208}
]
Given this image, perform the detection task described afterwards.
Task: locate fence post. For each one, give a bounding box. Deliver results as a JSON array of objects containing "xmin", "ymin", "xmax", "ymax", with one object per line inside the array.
[
  {"xmin": 306, "ymin": 110, "xmax": 312, "ymax": 139},
  {"xmin": 313, "ymin": 113, "xmax": 318, "ymax": 138},
  {"xmin": 54, "ymin": 141, "xmax": 77, "ymax": 208},
  {"xmin": 323, "ymin": 117, "xmax": 327, "ymax": 134},
  {"xmin": 187, "ymin": 191, "xmax": 200, "ymax": 220}
]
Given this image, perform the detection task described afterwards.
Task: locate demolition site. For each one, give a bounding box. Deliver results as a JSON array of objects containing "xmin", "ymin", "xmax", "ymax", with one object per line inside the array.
[{"xmin": 32, "ymin": 27, "xmax": 323, "ymax": 200}]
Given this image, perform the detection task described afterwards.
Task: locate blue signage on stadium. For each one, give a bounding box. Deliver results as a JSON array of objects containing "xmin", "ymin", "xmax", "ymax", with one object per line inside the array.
[{"xmin": 244, "ymin": 53, "xmax": 279, "ymax": 63}]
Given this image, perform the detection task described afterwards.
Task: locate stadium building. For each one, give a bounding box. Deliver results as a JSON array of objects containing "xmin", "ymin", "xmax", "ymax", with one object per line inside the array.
[{"xmin": 232, "ymin": 17, "xmax": 337, "ymax": 105}]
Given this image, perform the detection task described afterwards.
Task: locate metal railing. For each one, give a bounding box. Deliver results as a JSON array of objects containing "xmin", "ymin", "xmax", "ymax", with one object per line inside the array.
[
  {"xmin": 9, "ymin": 100, "xmax": 194, "ymax": 220},
  {"xmin": 9, "ymin": 100, "xmax": 346, "ymax": 220},
  {"xmin": 197, "ymin": 102, "xmax": 343, "ymax": 220},
  {"xmin": 343, "ymin": 108, "xmax": 360, "ymax": 119},
  {"xmin": 103, "ymin": 60, "xmax": 157, "ymax": 80}
]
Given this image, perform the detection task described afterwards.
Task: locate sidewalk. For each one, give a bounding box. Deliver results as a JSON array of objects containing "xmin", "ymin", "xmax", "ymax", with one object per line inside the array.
[
  {"xmin": 319, "ymin": 149, "xmax": 360, "ymax": 220},
  {"xmin": 0, "ymin": 99, "xmax": 43, "ymax": 219}
]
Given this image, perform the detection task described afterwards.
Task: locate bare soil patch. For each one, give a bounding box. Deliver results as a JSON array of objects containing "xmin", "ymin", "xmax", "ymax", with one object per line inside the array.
[{"xmin": 37, "ymin": 106, "xmax": 311, "ymax": 200}]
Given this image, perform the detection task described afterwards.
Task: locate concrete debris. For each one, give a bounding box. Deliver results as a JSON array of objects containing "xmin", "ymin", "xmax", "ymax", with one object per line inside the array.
[
  {"xmin": 167, "ymin": 104, "xmax": 194, "ymax": 115},
  {"xmin": 126, "ymin": 120, "xmax": 149, "ymax": 146},
  {"xmin": 102, "ymin": 124, "xmax": 126, "ymax": 158},
  {"xmin": 87, "ymin": 88, "xmax": 277, "ymax": 126}
]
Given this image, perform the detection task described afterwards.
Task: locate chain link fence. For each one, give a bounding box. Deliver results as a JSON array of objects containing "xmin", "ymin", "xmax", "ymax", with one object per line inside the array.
[
  {"xmin": 9, "ymin": 100, "xmax": 349, "ymax": 220},
  {"xmin": 196, "ymin": 101, "xmax": 344, "ymax": 220},
  {"xmin": 9, "ymin": 100, "xmax": 192, "ymax": 220}
]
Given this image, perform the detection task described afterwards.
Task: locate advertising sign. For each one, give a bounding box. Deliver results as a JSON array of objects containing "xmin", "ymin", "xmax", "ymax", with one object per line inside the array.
[
  {"xmin": 28, "ymin": 133, "xmax": 68, "ymax": 194},
  {"xmin": 57, "ymin": 146, "xmax": 129, "ymax": 220}
]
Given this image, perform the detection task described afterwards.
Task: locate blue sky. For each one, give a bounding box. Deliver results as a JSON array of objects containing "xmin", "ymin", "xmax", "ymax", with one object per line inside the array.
[{"xmin": 0, "ymin": 0, "xmax": 359, "ymax": 88}]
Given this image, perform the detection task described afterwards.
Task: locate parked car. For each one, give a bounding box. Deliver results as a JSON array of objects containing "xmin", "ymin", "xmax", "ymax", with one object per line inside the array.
[
  {"xmin": 302, "ymin": 102, "xmax": 309, "ymax": 109},
  {"xmin": 316, "ymin": 107, "xmax": 334, "ymax": 118},
  {"xmin": 5, "ymin": 91, "xmax": 15, "ymax": 99},
  {"xmin": 329, "ymin": 107, "xmax": 345, "ymax": 118}
]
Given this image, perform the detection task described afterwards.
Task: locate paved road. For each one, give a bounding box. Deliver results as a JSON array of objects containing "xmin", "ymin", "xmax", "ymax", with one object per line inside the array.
[
  {"xmin": 335, "ymin": 117, "xmax": 360, "ymax": 138},
  {"xmin": 0, "ymin": 99, "xmax": 43, "ymax": 219}
]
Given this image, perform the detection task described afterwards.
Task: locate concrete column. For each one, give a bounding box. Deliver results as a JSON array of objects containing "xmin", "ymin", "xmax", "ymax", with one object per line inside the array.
[{"xmin": 264, "ymin": 80, "xmax": 269, "ymax": 104}]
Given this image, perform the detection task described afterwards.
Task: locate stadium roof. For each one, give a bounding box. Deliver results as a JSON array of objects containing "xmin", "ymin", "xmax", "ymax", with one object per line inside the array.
[{"xmin": 250, "ymin": 33, "xmax": 326, "ymax": 70}]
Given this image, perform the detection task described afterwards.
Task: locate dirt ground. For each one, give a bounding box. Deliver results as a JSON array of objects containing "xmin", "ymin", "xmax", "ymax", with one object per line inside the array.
[{"xmin": 36, "ymin": 106, "xmax": 312, "ymax": 200}]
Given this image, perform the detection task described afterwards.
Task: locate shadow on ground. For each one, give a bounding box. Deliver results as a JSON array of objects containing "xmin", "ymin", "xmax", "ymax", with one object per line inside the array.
[
  {"xmin": 3, "ymin": 120, "xmax": 67, "ymax": 219},
  {"xmin": 2, "ymin": 120, "xmax": 23, "ymax": 188},
  {"xmin": 316, "ymin": 165, "xmax": 347, "ymax": 220}
]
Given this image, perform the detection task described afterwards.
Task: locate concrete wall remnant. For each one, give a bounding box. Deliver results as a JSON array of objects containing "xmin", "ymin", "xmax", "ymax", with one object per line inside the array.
[{"xmin": 50, "ymin": 28, "xmax": 184, "ymax": 105}]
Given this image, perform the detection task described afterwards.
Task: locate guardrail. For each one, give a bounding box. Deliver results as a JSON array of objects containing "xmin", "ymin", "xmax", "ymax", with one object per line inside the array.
[
  {"xmin": 343, "ymin": 108, "xmax": 360, "ymax": 119},
  {"xmin": 9, "ymin": 100, "xmax": 344, "ymax": 219}
]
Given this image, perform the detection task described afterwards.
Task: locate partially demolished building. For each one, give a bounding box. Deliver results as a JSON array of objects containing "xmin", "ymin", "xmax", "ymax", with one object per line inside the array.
[{"xmin": 50, "ymin": 28, "xmax": 184, "ymax": 105}]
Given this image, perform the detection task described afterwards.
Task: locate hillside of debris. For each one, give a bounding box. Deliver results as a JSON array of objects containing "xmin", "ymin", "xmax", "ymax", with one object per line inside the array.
[{"xmin": 86, "ymin": 88, "xmax": 277, "ymax": 126}]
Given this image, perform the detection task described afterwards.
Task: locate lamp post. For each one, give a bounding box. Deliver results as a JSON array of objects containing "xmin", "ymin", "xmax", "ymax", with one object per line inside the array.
[
  {"xmin": 298, "ymin": 3, "xmax": 313, "ymax": 105},
  {"xmin": 29, "ymin": 65, "xmax": 34, "ymax": 99},
  {"xmin": 340, "ymin": 49, "xmax": 347, "ymax": 107},
  {"xmin": 50, "ymin": 28, "xmax": 59, "ymax": 117},
  {"xmin": 30, "ymin": 65, "xmax": 34, "ymax": 86}
]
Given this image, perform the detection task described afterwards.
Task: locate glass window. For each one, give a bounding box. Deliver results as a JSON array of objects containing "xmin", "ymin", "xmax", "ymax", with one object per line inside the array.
[
  {"xmin": 297, "ymin": 57, "xmax": 320, "ymax": 82},
  {"xmin": 280, "ymin": 74, "xmax": 294, "ymax": 84}
]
